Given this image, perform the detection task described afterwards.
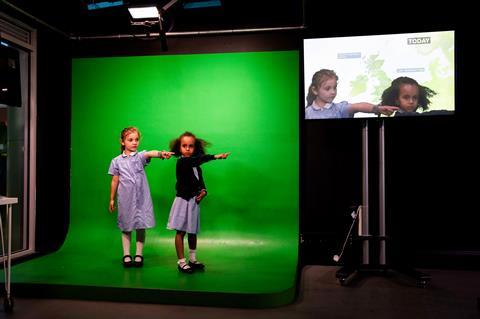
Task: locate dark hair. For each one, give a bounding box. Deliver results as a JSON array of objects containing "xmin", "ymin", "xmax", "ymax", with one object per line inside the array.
[
  {"xmin": 119, "ymin": 126, "xmax": 140, "ymax": 153},
  {"xmin": 381, "ymin": 77, "xmax": 437, "ymax": 112},
  {"xmin": 306, "ymin": 69, "xmax": 338, "ymax": 106},
  {"xmin": 169, "ymin": 131, "xmax": 210, "ymax": 157}
]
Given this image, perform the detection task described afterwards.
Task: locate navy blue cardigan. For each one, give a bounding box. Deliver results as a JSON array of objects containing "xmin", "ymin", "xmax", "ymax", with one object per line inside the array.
[{"xmin": 175, "ymin": 154, "xmax": 216, "ymax": 200}]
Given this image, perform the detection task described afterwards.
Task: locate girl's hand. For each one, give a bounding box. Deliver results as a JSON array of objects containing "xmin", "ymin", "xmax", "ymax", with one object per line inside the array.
[
  {"xmin": 378, "ymin": 105, "xmax": 399, "ymax": 116},
  {"xmin": 160, "ymin": 151, "xmax": 175, "ymax": 159},
  {"xmin": 215, "ymin": 152, "xmax": 230, "ymax": 159},
  {"xmin": 109, "ymin": 200, "xmax": 115, "ymax": 213},
  {"xmin": 196, "ymin": 189, "xmax": 207, "ymax": 203}
]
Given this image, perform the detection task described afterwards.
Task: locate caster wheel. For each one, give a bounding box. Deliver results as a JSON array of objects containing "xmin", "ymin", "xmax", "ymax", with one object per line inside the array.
[{"xmin": 3, "ymin": 295, "xmax": 14, "ymax": 312}]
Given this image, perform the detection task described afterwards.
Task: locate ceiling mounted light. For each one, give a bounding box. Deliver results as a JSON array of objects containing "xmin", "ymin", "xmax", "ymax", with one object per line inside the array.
[
  {"xmin": 127, "ymin": 1, "xmax": 180, "ymax": 52},
  {"xmin": 127, "ymin": 6, "xmax": 159, "ymax": 19}
]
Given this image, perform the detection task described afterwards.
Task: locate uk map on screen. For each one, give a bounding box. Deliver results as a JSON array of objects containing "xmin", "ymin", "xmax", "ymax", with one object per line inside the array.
[{"xmin": 303, "ymin": 31, "xmax": 454, "ymax": 118}]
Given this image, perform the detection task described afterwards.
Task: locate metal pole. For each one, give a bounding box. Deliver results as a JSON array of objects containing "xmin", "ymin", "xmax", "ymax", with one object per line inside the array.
[
  {"xmin": 361, "ymin": 120, "xmax": 370, "ymax": 265},
  {"xmin": 7, "ymin": 203, "xmax": 12, "ymax": 297},
  {"xmin": 379, "ymin": 120, "xmax": 386, "ymax": 265},
  {"xmin": 70, "ymin": 25, "xmax": 305, "ymax": 40}
]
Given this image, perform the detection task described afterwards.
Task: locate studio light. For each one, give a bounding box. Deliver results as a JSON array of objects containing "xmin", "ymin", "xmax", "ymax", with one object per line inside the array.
[
  {"xmin": 127, "ymin": 1, "xmax": 180, "ymax": 52},
  {"xmin": 127, "ymin": 6, "xmax": 159, "ymax": 19}
]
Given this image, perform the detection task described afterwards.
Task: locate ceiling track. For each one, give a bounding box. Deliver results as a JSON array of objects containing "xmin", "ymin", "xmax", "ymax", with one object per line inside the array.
[{"xmin": 70, "ymin": 25, "xmax": 306, "ymax": 41}]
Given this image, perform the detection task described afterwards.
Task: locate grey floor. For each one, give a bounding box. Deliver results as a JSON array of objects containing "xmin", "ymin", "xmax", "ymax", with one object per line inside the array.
[{"xmin": 1, "ymin": 265, "xmax": 479, "ymax": 319}]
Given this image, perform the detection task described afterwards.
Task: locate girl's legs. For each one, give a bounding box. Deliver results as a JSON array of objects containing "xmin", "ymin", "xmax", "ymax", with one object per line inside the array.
[
  {"xmin": 175, "ymin": 230, "xmax": 186, "ymax": 259},
  {"xmin": 121, "ymin": 231, "xmax": 133, "ymax": 266},
  {"xmin": 175, "ymin": 231, "xmax": 193, "ymax": 273},
  {"xmin": 187, "ymin": 233, "xmax": 197, "ymax": 250},
  {"xmin": 187, "ymin": 233, "xmax": 204, "ymax": 269},
  {"xmin": 135, "ymin": 229, "xmax": 145, "ymax": 261},
  {"xmin": 187, "ymin": 233, "xmax": 197, "ymax": 261},
  {"xmin": 122, "ymin": 231, "xmax": 132, "ymax": 258}
]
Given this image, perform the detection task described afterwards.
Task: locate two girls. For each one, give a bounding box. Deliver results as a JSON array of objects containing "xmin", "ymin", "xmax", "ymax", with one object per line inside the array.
[{"xmin": 109, "ymin": 128, "xmax": 229, "ymax": 273}]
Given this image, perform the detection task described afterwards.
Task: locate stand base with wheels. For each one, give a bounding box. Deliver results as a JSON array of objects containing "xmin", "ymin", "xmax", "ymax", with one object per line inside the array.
[{"xmin": 336, "ymin": 264, "xmax": 431, "ymax": 288}]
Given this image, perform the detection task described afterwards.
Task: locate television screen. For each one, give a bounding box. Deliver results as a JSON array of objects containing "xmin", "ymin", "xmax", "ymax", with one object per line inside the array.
[
  {"xmin": 303, "ymin": 31, "xmax": 455, "ymax": 119},
  {"xmin": 0, "ymin": 43, "xmax": 22, "ymax": 108}
]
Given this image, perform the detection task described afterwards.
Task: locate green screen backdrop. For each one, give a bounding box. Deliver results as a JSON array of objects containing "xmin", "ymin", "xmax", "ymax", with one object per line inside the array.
[{"xmin": 11, "ymin": 50, "xmax": 299, "ymax": 307}]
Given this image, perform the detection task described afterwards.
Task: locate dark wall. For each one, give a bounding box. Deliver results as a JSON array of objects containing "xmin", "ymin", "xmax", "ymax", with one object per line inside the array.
[
  {"xmin": 301, "ymin": 120, "xmax": 363, "ymax": 264},
  {"xmin": 34, "ymin": 29, "xmax": 71, "ymax": 253},
  {"xmin": 386, "ymin": 116, "xmax": 476, "ymax": 268}
]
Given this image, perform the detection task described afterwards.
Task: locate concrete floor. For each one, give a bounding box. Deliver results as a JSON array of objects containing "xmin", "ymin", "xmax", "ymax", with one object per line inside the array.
[{"xmin": 1, "ymin": 265, "xmax": 479, "ymax": 319}]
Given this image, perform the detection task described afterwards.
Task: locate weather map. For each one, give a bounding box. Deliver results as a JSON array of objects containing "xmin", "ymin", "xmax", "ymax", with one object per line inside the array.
[{"xmin": 304, "ymin": 31, "xmax": 454, "ymax": 117}]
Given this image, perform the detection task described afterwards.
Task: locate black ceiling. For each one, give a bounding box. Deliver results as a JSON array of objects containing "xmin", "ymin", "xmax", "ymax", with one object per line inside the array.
[
  {"xmin": 2, "ymin": 0, "xmax": 305, "ymax": 37},
  {"xmin": 1, "ymin": 0, "xmax": 467, "ymax": 41}
]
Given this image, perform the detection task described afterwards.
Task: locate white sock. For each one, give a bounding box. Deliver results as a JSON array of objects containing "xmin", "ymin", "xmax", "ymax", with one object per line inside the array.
[
  {"xmin": 121, "ymin": 232, "xmax": 131, "ymax": 259},
  {"xmin": 189, "ymin": 249, "xmax": 197, "ymax": 262},
  {"xmin": 178, "ymin": 258, "xmax": 186, "ymax": 265},
  {"xmin": 135, "ymin": 229, "xmax": 145, "ymax": 258}
]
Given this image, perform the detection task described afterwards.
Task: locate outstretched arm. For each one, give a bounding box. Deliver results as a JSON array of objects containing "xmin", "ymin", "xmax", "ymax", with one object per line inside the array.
[
  {"xmin": 349, "ymin": 102, "xmax": 399, "ymax": 116},
  {"xmin": 144, "ymin": 150, "xmax": 175, "ymax": 160},
  {"xmin": 109, "ymin": 175, "xmax": 119, "ymax": 213},
  {"xmin": 184, "ymin": 152, "xmax": 230, "ymax": 166},
  {"xmin": 214, "ymin": 152, "xmax": 231, "ymax": 159},
  {"xmin": 195, "ymin": 152, "xmax": 230, "ymax": 203}
]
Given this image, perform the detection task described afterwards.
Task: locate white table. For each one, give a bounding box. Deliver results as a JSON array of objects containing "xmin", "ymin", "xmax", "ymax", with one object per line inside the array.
[{"xmin": 0, "ymin": 196, "xmax": 17, "ymax": 312}]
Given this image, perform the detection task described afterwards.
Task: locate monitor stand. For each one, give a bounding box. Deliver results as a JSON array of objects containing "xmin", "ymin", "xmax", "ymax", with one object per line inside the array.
[{"xmin": 335, "ymin": 120, "xmax": 431, "ymax": 288}]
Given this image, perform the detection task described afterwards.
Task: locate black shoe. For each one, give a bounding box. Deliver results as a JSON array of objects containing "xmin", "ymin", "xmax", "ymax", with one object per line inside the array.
[
  {"xmin": 133, "ymin": 255, "xmax": 144, "ymax": 267},
  {"xmin": 178, "ymin": 263, "xmax": 194, "ymax": 274},
  {"xmin": 188, "ymin": 260, "xmax": 205, "ymax": 270},
  {"xmin": 123, "ymin": 255, "xmax": 133, "ymax": 268}
]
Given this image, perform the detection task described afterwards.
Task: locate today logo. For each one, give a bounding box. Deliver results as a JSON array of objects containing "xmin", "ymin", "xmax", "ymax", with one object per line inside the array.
[{"xmin": 407, "ymin": 37, "xmax": 431, "ymax": 44}]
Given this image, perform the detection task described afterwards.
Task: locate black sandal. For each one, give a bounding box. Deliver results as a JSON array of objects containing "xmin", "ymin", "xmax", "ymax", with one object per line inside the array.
[
  {"xmin": 188, "ymin": 260, "xmax": 205, "ymax": 270},
  {"xmin": 178, "ymin": 262, "xmax": 194, "ymax": 274},
  {"xmin": 123, "ymin": 255, "xmax": 133, "ymax": 268},
  {"xmin": 133, "ymin": 255, "xmax": 144, "ymax": 267}
]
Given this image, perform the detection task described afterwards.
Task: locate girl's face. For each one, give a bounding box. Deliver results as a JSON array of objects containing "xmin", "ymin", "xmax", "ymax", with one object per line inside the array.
[
  {"xmin": 180, "ymin": 136, "xmax": 195, "ymax": 157},
  {"xmin": 396, "ymin": 84, "xmax": 419, "ymax": 112},
  {"xmin": 313, "ymin": 77, "xmax": 337, "ymax": 105},
  {"xmin": 122, "ymin": 131, "xmax": 139, "ymax": 154}
]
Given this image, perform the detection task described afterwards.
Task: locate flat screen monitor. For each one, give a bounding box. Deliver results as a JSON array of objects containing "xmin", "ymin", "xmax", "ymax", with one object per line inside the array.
[{"xmin": 303, "ymin": 31, "xmax": 455, "ymax": 119}]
